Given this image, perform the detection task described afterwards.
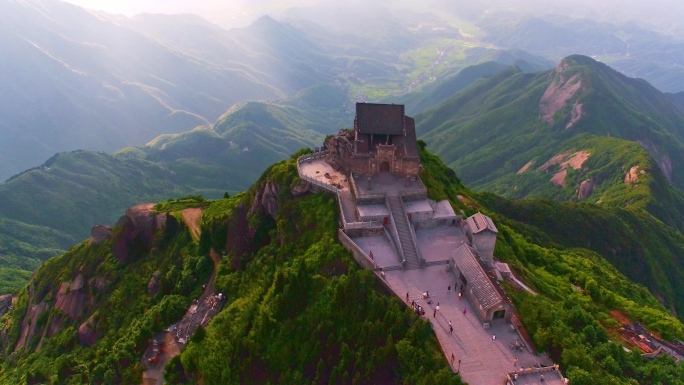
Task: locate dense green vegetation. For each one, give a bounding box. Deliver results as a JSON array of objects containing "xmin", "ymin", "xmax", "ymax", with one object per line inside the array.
[
  {"xmin": 418, "ymin": 147, "xmax": 684, "ymax": 384},
  {"xmin": 0, "ymin": 268, "xmax": 32, "ymax": 294},
  {"xmin": 416, "ymin": 55, "xmax": 684, "ymax": 232},
  {"xmin": 1, "ymin": 147, "xmax": 684, "ymax": 384},
  {"xmin": 0, "ymin": 153, "xmax": 461, "ymax": 384}
]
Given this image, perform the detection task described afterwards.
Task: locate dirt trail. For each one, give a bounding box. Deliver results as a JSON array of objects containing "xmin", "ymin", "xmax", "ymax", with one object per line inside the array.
[
  {"xmin": 181, "ymin": 208, "xmax": 203, "ymax": 241},
  {"xmin": 140, "ymin": 248, "xmax": 223, "ymax": 385}
]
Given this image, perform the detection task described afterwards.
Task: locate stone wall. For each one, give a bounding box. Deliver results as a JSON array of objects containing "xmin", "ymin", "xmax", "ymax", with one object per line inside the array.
[
  {"xmin": 473, "ymin": 232, "xmax": 497, "ymax": 266},
  {"xmin": 338, "ymin": 229, "xmax": 374, "ymax": 270},
  {"xmin": 325, "ymin": 130, "xmax": 421, "ymax": 178}
]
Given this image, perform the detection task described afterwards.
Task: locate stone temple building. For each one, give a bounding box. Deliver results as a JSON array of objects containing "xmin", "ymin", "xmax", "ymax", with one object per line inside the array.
[
  {"xmin": 465, "ymin": 212, "xmax": 498, "ymax": 267},
  {"xmin": 325, "ymin": 103, "xmax": 421, "ymax": 178},
  {"xmin": 452, "ymin": 244, "xmax": 512, "ymax": 324}
]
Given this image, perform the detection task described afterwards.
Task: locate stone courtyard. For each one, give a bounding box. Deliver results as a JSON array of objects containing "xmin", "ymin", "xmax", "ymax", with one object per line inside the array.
[
  {"xmin": 299, "ymin": 157, "xmax": 564, "ymax": 384},
  {"xmin": 296, "ymin": 103, "xmax": 566, "ymax": 384}
]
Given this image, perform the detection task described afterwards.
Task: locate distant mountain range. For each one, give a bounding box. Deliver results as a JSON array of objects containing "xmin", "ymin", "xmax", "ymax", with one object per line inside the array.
[
  {"xmin": 415, "ymin": 55, "xmax": 684, "ymax": 232},
  {"xmin": 0, "ymin": 82, "xmax": 349, "ymax": 274},
  {"xmin": 0, "ymin": 0, "xmax": 346, "ymax": 181},
  {"xmin": 476, "ymin": 14, "xmax": 684, "ymax": 93}
]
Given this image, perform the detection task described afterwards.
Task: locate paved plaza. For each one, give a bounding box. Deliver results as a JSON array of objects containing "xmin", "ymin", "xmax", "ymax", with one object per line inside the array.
[
  {"xmin": 382, "ymin": 266, "xmax": 557, "ymax": 385},
  {"xmin": 352, "ymin": 235, "xmax": 402, "ymax": 269},
  {"xmin": 297, "ymin": 154, "xmax": 563, "ymax": 384},
  {"xmin": 415, "ymin": 226, "xmax": 468, "ymax": 263},
  {"xmin": 298, "ymin": 157, "xmax": 349, "ymax": 190}
]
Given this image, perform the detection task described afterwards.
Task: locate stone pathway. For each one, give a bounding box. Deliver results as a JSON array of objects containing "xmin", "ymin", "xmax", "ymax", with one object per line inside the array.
[{"xmin": 382, "ymin": 267, "xmax": 554, "ymax": 385}]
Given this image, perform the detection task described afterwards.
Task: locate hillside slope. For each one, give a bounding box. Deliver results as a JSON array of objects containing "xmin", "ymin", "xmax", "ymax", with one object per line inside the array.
[
  {"xmin": 0, "ymin": 152, "xmax": 461, "ymax": 384},
  {"xmin": 0, "ymin": 1, "xmax": 342, "ymax": 181},
  {"xmin": 416, "ymin": 55, "xmax": 684, "ymax": 231},
  {"xmin": 1, "ymin": 150, "xmax": 683, "ymax": 384},
  {"xmin": 0, "ymin": 84, "xmax": 349, "ymax": 274}
]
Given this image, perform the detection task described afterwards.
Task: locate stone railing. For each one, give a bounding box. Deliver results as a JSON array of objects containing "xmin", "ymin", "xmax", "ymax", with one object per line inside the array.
[
  {"xmin": 384, "ymin": 194, "xmax": 406, "ymax": 268},
  {"xmin": 401, "ymin": 195, "xmax": 426, "ymax": 267},
  {"xmin": 383, "ymin": 226, "xmax": 405, "ymax": 268},
  {"xmin": 345, "ymin": 221, "xmax": 382, "ymax": 230},
  {"xmin": 336, "ymin": 189, "xmax": 382, "ymax": 231},
  {"xmin": 350, "ymin": 173, "xmax": 386, "ymax": 204},
  {"xmin": 338, "ymin": 229, "xmax": 374, "ymax": 270},
  {"xmin": 297, "ymin": 150, "xmax": 328, "ymax": 163},
  {"xmin": 506, "ymin": 365, "xmax": 564, "ymax": 383},
  {"xmin": 296, "ymin": 152, "xmax": 338, "ymax": 194}
]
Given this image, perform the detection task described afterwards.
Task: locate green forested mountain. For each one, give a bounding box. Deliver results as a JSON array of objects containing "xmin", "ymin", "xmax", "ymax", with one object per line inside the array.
[
  {"xmin": 1, "ymin": 149, "xmax": 683, "ymax": 384},
  {"xmin": 416, "ymin": 55, "xmax": 684, "ymax": 231},
  {"xmin": 0, "ymin": 84, "xmax": 349, "ymax": 279}
]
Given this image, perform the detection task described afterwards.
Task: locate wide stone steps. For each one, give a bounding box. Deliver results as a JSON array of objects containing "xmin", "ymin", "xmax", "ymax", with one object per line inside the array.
[{"xmin": 387, "ymin": 195, "xmax": 421, "ymax": 270}]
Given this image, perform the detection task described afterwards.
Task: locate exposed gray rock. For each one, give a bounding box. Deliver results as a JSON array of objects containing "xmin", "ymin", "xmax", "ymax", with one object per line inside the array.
[
  {"xmin": 77, "ymin": 315, "xmax": 99, "ymax": 347},
  {"xmin": 55, "ymin": 282, "xmax": 88, "ymax": 320},
  {"xmin": 0, "ymin": 294, "xmax": 13, "ymax": 317},
  {"xmin": 250, "ymin": 181, "xmax": 281, "ymax": 220},
  {"xmin": 89, "ymin": 225, "xmax": 112, "ymax": 245},
  {"xmin": 291, "ymin": 180, "xmax": 310, "ymax": 197},
  {"xmin": 578, "ymin": 179, "xmax": 596, "ymax": 199},
  {"xmin": 148, "ymin": 271, "xmax": 161, "ymax": 296}
]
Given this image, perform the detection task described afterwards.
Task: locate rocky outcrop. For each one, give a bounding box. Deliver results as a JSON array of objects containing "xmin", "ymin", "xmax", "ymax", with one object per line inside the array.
[
  {"xmin": 539, "ymin": 60, "xmax": 585, "ymax": 128},
  {"xmin": 516, "ymin": 160, "xmax": 535, "ymax": 174},
  {"xmin": 112, "ymin": 203, "xmax": 167, "ymax": 263},
  {"xmin": 250, "ymin": 181, "xmax": 280, "ymax": 220},
  {"xmin": 550, "ymin": 169, "xmax": 568, "ymax": 187},
  {"xmin": 637, "ymin": 140, "xmax": 671, "ymax": 182},
  {"xmin": 325, "ymin": 130, "xmax": 355, "ymax": 173},
  {"xmin": 148, "ymin": 271, "xmax": 161, "ymax": 297},
  {"xmin": 578, "ymin": 179, "xmax": 596, "ymax": 199},
  {"xmin": 55, "ymin": 281, "xmax": 88, "ymax": 321},
  {"xmin": 290, "ymin": 180, "xmax": 310, "ymax": 197},
  {"xmin": 0, "ymin": 294, "xmax": 14, "ymax": 317},
  {"xmin": 89, "ymin": 225, "xmax": 112, "ymax": 245},
  {"xmin": 15, "ymin": 301, "xmax": 49, "ymax": 351},
  {"xmin": 77, "ymin": 315, "xmax": 99, "ymax": 347},
  {"xmin": 625, "ymin": 166, "xmax": 641, "ymax": 184}
]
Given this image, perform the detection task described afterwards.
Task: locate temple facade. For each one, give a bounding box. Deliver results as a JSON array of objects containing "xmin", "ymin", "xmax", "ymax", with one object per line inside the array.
[{"xmin": 325, "ymin": 103, "xmax": 421, "ymax": 178}]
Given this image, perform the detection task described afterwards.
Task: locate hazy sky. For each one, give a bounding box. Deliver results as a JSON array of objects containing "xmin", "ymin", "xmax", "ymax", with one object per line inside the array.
[
  {"xmin": 62, "ymin": 0, "xmax": 684, "ymax": 35},
  {"xmin": 62, "ymin": 0, "xmax": 308, "ymax": 27}
]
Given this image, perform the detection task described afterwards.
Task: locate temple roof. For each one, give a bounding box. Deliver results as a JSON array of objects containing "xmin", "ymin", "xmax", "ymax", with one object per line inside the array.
[
  {"xmin": 355, "ymin": 103, "xmax": 405, "ymax": 135},
  {"xmin": 452, "ymin": 245, "xmax": 503, "ymax": 310},
  {"xmin": 466, "ymin": 212, "xmax": 498, "ymax": 234}
]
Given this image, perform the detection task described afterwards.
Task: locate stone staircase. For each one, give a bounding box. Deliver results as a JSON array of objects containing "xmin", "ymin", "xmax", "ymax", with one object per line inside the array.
[{"xmin": 387, "ymin": 195, "xmax": 422, "ymax": 270}]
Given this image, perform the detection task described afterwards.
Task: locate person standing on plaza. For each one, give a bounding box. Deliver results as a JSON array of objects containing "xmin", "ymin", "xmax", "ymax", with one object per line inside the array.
[{"xmin": 448, "ymin": 285, "xmax": 451, "ymax": 294}]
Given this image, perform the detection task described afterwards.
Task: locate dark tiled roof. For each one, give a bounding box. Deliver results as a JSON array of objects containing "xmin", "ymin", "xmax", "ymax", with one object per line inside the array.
[
  {"xmin": 355, "ymin": 103, "xmax": 404, "ymax": 135},
  {"xmin": 452, "ymin": 245, "xmax": 502, "ymax": 310},
  {"xmin": 467, "ymin": 212, "xmax": 498, "ymax": 234}
]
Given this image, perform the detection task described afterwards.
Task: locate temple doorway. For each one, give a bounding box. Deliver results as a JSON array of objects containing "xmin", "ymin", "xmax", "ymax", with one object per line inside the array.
[{"xmin": 380, "ymin": 162, "xmax": 390, "ymax": 172}]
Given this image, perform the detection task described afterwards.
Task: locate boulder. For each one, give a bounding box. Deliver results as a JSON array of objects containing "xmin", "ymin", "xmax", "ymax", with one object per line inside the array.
[
  {"xmin": 70, "ymin": 273, "xmax": 85, "ymax": 292},
  {"xmin": 112, "ymin": 203, "xmax": 161, "ymax": 263},
  {"xmin": 578, "ymin": 179, "xmax": 596, "ymax": 199},
  {"xmin": 250, "ymin": 181, "xmax": 281, "ymax": 220},
  {"xmin": 77, "ymin": 316, "xmax": 99, "ymax": 346},
  {"xmin": 55, "ymin": 282, "xmax": 88, "ymax": 320},
  {"xmin": 290, "ymin": 180, "xmax": 310, "ymax": 197},
  {"xmin": 89, "ymin": 225, "xmax": 112, "ymax": 245}
]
